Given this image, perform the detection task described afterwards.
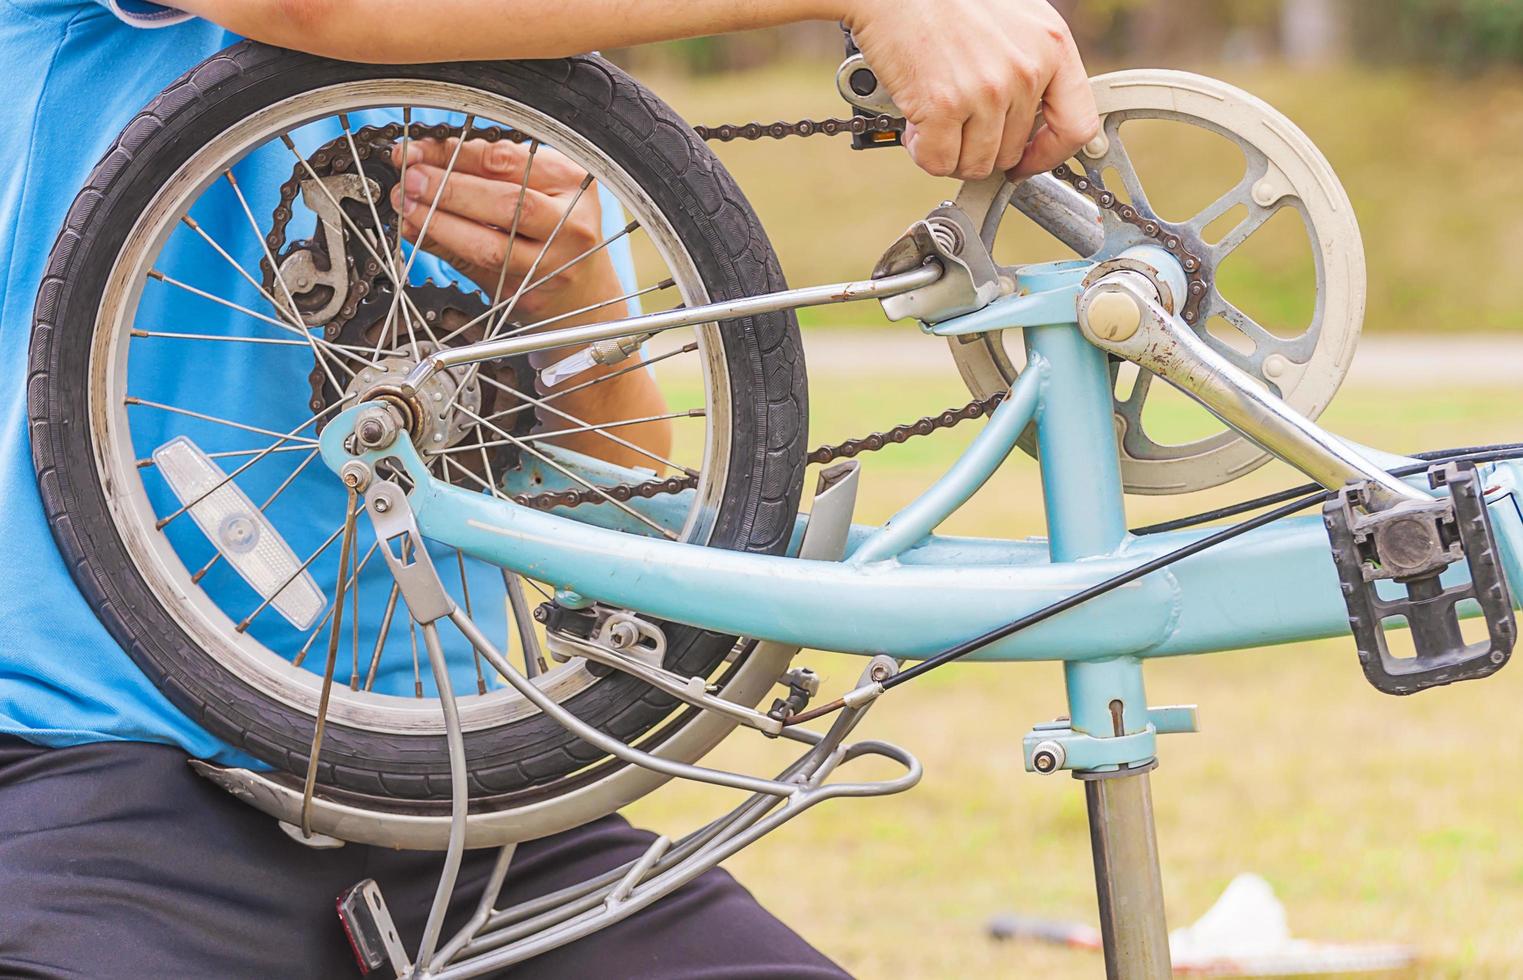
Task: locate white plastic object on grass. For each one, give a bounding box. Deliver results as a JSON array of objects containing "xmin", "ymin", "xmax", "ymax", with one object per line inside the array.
[
  {"xmin": 1167, "ymin": 872, "xmax": 1417, "ymax": 975},
  {"xmin": 152, "ymin": 435, "xmax": 326, "ymax": 630}
]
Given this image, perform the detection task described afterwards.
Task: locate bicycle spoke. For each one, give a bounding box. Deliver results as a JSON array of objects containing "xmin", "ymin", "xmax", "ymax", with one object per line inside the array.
[
  {"xmin": 436, "ymin": 277, "xmax": 674, "ymax": 348},
  {"xmin": 277, "ymin": 131, "xmax": 443, "ymax": 356},
  {"xmin": 433, "ymin": 173, "xmax": 597, "ymax": 350},
  {"xmin": 133, "ymin": 396, "xmax": 347, "ymax": 531},
  {"xmin": 133, "ymin": 329, "xmax": 306, "ymax": 348},
  {"xmin": 223, "ymin": 168, "xmax": 365, "ymax": 394},
  {"xmin": 145, "ymin": 270, "xmax": 376, "ymax": 370},
  {"xmin": 487, "ymin": 138, "xmax": 539, "ymax": 307},
  {"xmin": 409, "ymin": 582, "xmax": 423, "ymax": 698},
  {"xmin": 491, "ymin": 221, "xmax": 642, "ymax": 341},
  {"xmin": 126, "ymin": 397, "xmax": 321, "ymax": 446},
  {"xmin": 456, "ymin": 549, "xmax": 489, "ymax": 694},
  {"xmin": 474, "ymin": 372, "xmax": 696, "ymax": 475},
  {"xmin": 457, "ymin": 405, "xmax": 677, "ymax": 539},
  {"xmin": 394, "ymin": 115, "xmax": 476, "ymax": 305},
  {"xmin": 525, "ymin": 339, "xmax": 695, "ymax": 415},
  {"xmin": 180, "ymin": 212, "xmax": 351, "ymax": 393},
  {"xmin": 237, "ymin": 498, "xmax": 362, "ymax": 633},
  {"xmin": 139, "ymin": 442, "xmax": 313, "ymax": 469},
  {"xmin": 340, "ymin": 112, "xmax": 400, "ymax": 277},
  {"xmin": 191, "ymin": 447, "xmax": 321, "ymax": 583},
  {"xmin": 361, "ymin": 581, "xmax": 402, "ymax": 692},
  {"xmin": 486, "ymin": 171, "xmax": 595, "ymax": 340},
  {"xmin": 448, "ymin": 386, "xmax": 701, "ymax": 476},
  {"xmin": 292, "ymin": 537, "xmax": 383, "ymax": 666}
]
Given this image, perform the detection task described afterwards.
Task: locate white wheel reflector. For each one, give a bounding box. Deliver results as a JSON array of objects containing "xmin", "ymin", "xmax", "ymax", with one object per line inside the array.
[{"xmin": 152, "ymin": 436, "xmax": 326, "ymax": 630}]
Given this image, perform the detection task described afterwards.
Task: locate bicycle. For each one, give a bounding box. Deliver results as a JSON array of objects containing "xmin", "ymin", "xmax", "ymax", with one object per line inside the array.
[{"xmin": 26, "ymin": 35, "xmax": 1521, "ymax": 979}]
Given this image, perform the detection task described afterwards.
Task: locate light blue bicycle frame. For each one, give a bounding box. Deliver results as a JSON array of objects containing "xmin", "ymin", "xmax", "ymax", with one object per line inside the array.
[{"xmin": 322, "ymin": 258, "xmax": 1523, "ymax": 774}]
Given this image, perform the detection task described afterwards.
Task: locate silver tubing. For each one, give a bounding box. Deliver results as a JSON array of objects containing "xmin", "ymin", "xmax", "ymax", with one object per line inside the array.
[
  {"xmin": 414, "ymin": 622, "xmax": 469, "ymax": 972},
  {"xmin": 421, "ymin": 657, "xmax": 918, "ymax": 977},
  {"xmin": 447, "ymin": 609, "xmax": 801, "ymax": 797},
  {"xmin": 402, "ymin": 264, "xmax": 943, "ymax": 393},
  {"xmin": 554, "ymin": 632, "xmax": 786, "ymax": 736},
  {"xmin": 1009, "ymin": 173, "xmax": 1105, "ymax": 257},
  {"xmin": 501, "ymin": 572, "xmax": 544, "ymax": 678},
  {"xmin": 1079, "ymin": 274, "xmax": 1428, "ymax": 510},
  {"xmin": 1082, "ymin": 770, "xmax": 1172, "ymax": 980},
  {"xmin": 430, "ymin": 844, "xmax": 515, "ymax": 970}
]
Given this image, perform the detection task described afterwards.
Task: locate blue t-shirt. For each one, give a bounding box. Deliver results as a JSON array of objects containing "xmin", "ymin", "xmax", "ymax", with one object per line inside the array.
[{"xmin": 0, "ymin": 1, "xmax": 636, "ymax": 764}]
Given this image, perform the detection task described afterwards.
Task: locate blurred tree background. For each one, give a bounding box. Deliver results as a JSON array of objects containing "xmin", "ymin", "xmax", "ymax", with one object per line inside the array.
[
  {"xmin": 615, "ymin": 1, "xmax": 1523, "ymax": 75},
  {"xmin": 609, "ymin": 1, "xmax": 1523, "ymax": 334}
]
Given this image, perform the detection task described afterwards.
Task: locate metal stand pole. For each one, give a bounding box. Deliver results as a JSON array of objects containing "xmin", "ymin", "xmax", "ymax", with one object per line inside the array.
[
  {"xmin": 1082, "ymin": 768, "xmax": 1171, "ymax": 980},
  {"xmin": 1021, "ymin": 293, "xmax": 1174, "ymax": 980}
]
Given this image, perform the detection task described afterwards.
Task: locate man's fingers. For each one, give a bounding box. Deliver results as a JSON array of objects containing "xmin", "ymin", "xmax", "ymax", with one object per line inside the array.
[
  {"xmin": 1011, "ymin": 52, "xmax": 1099, "ymax": 177},
  {"xmin": 955, "ymin": 104, "xmax": 1006, "ymax": 180},
  {"xmin": 904, "ymin": 114, "xmax": 965, "ymax": 178},
  {"xmin": 996, "ymin": 96, "xmax": 1043, "ymax": 173},
  {"xmin": 399, "ymin": 206, "xmax": 539, "ymax": 286},
  {"xmin": 390, "ymin": 137, "xmax": 583, "ymax": 190},
  {"xmin": 393, "ymin": 165, "xmax": 562, "ymax": 240}
]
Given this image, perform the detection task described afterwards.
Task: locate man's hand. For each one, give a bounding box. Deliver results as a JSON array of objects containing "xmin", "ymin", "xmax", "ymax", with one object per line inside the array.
[
  {"xmin": 391, "ymin": 137, "xmax": 673, "ymax": 467},
  {"xmin": 389, "ymin": 138, "xmax": 621, "ymax": 323},
  {"xmin": 180, "ymin": 0, "xmax": 1096, "ymax": 183},
  {"xmin": 845, "ymin": 0, "xmax": 1099, "ymax": 180}
]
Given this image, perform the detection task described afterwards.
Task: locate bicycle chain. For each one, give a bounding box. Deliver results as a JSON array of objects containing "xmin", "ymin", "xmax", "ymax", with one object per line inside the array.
[
  {"xmin": 513, "ymin": 391, "xmax": 1007, "ymax": 511},
  {"xmin": 1048, "ymin": 162, "xmax": 1210, "ymax": 326},
  {"xmin": 263, "ymin": 114, "xmax": 1184, "ymax": 513}
]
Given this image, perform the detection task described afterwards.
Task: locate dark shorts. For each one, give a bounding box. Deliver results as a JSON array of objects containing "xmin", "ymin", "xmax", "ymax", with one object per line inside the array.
[{"xmin": 0, "ymin": 736, "xmax": 847, "ymax": 979}]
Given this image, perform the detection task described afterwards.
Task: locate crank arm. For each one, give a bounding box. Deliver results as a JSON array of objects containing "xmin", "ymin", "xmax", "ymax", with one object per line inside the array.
[
  {"xmin": 1077, "ymin": 273, "xmax": 1429, "ymax": 510},
  {"xmin": 400, "ymin": 264, "xmax": 941, "ymax": 396}
]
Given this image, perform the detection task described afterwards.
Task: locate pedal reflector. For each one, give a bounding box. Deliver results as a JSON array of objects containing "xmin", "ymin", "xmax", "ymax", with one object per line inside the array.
[{"xmin": 153, "ymin": 436, "xmax": 325, "ymax": 630}]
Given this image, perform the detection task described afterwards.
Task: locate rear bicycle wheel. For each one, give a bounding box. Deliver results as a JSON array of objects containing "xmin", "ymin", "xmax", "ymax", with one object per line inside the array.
[{"xmin": 28, "ymin": 43, "xmax": 807, "ymax": 804}]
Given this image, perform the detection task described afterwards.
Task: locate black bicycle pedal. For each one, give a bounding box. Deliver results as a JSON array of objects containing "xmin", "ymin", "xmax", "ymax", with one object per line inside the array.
[
  {"xmin": 337, "ymin": 879, "xmax": 410, "ymax": 977},
  {"xmin": 1324, "ymin": 461, "xmax": 1517, "ymax": 695}
]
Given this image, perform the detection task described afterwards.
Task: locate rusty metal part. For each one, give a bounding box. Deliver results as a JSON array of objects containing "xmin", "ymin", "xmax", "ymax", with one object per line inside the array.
[
  {"xmin": 271, "ymin": 126, "xmax": 536, "ymax": 478},
  {"xmin": 509, "ymin": 392, "xmax": 1006, "ymax": 511},
  {"xmin": 692, "ymin": 115, "xmax": 904, "ymax": 143},
  {"xmin": 1048, "ymin": 163, "xmax": 1211, "ymax": 327}
]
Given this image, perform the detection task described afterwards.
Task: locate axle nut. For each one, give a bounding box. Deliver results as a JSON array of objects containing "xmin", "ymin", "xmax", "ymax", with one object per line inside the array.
[{"xmin": 1084, "ymin": 290, "xmax": 1143, "ymax": 343}]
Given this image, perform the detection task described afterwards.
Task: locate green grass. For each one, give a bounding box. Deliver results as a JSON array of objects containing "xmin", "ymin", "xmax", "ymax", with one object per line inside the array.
[
  {"xmin": 626, "ymin": 353, "xmax": 1523, "ymax": 978},
  {"xmin": 630, "ymin": 60, "xmax": 1523, "ymax": 335}
]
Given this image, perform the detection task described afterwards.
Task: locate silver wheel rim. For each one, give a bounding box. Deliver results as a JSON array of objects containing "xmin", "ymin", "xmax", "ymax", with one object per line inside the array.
[{"xmin": 88, "ymin": 79, "xmax": 734, "ymax": 737}]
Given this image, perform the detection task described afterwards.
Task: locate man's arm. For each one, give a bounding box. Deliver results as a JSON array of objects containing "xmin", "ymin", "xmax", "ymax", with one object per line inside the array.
[{"xmin": 172, "ymin": 0, "xmax": 1098, "ymax": 181}]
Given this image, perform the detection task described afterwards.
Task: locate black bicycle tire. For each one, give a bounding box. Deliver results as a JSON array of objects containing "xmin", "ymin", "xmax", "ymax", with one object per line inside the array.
[{"xmin": 27, "ymin": 42, "xmax": 808, "ymax": 801}]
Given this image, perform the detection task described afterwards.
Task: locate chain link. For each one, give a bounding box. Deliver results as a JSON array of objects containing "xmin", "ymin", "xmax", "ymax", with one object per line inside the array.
[{"xmin": 1048, "ymin": 162, "xmax": 1211, "ymax": 326}]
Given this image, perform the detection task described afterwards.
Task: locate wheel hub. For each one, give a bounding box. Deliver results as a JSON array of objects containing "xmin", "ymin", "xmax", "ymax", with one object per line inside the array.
[{"xmin": 346, "ymin": 344, "xmax": 480, "ymax": 453}]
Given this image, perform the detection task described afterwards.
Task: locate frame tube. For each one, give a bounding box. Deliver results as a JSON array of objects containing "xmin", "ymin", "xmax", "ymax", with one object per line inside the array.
[
  {"xmin": 403, "ymin": 264, "xmax": 941, "ymax": 392},
  {"xmin": 849, "ymin": 358, "xmax": 1044, "ymax": 565}
]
